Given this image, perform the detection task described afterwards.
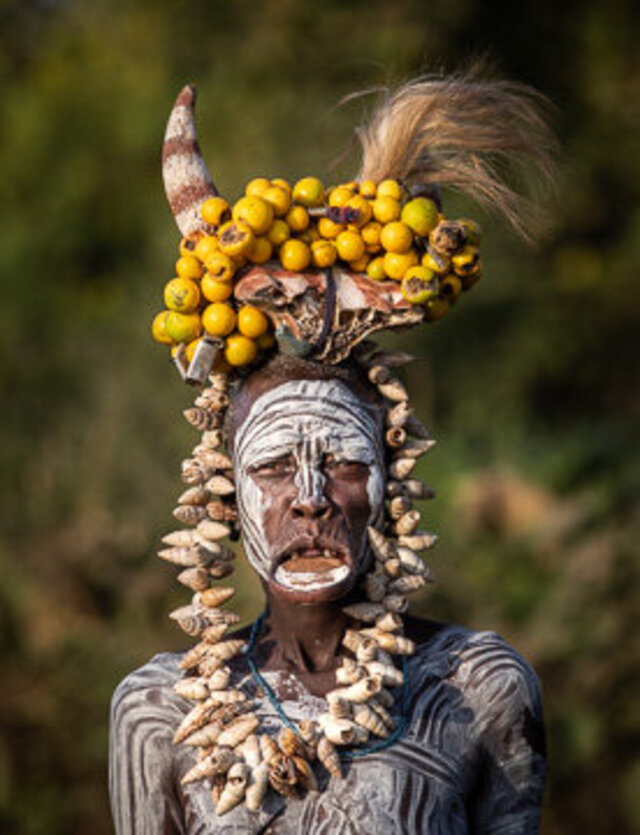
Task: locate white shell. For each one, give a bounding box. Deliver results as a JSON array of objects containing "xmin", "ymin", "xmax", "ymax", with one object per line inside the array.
[
  {"xmin": 377, "ymin": 379, "xmax": 408, "ymax": 402},
  {"xmin": 354, "ymin": 704, "xmax": 389, "ymax": 738},
  {"xmin": 178, "ymin": 485, "xmax": 211, "ymax": 506},
  {"xmin": 388, "ymin": 458, "xmax": 417, "ymax": 480},
  {"xmin": 174, "ymin": 677, "xmax": 210, "ymax": 700},
  {"xmin": 395, "ymin": 510, "xmax": 421, "ymax": 536},
  {"xmin": 367, "ymin": 527, "xmax": 395, "ymax": 562},
  {"xmin": 366, "ymin": 660, "xmax": 404, "ymax": 687},
  {"xmin": 386, "ymin": 401, "xmax": 412, "ymax": 428},
  {"xmin": 390, "ymin": 574, "xmax": 429, "ymax": 595},
  {"xmin": 205, "ymin": 475, "xmax": 235, "ymax": 496},
  {"xmin": 207, "ymin": 666, "xmax": 232, "ymax": 690},
  {"xmin": 342, "ymin": 602, "xmax": 385, "ymax": 623},
  {"xmin": 245, "ymin": 762, "xmax": 268, "ymax": 811},
  {"xmin": 398, "ymin": 532, "xmax": 439, "ymax": 551},
  {"xmin": 217, "ymin": 715, "xmax": 259, "ymax": 748},
  {"xmin": 396, "ymin": 546, "xmax": 428, "ymax": 574},
  {"xmin": 197, "ymin": 519, "xmax": 232, "ymax": 540},
  {"xmin": 383, "ymin": 594, "xmax": 409, "ymax": 613},
  {"xmin": 340, "ymin": 675, "xmax": 382, "ymax": 703}
]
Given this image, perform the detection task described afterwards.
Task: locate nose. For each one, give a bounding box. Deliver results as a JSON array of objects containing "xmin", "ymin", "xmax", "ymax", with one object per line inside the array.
[{"xmin": 291, "ymin": 494, "xmax": 331, "ymax": 520}]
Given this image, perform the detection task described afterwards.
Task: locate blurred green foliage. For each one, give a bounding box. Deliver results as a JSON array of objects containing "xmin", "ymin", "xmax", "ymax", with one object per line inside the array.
[{"xmin": 0, "ymin": 0, "xmax": 637, "ymax": 832}]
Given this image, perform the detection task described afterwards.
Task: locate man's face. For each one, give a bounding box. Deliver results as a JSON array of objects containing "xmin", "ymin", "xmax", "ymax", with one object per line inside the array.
[{"xmin": 233, "ymin": 378, "xmax": 386, "ymax": 604}]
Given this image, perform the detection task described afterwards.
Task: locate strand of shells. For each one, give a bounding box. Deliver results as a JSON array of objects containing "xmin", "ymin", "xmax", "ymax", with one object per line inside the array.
[{"xmin": 163, "ymin": 349, "xmax": 437, "ymax": 816}]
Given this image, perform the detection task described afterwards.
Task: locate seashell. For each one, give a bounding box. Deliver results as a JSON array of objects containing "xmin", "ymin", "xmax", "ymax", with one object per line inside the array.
[
  {"xmin": 278, "ymin": 727, "xmax": 306, "ymax": 758},
  {"xmin": 404, "ymin": 480, "xmax": 436, "ymax": 500},
  {"xmin": 388, "ymin": 458, "xmax": 416, "ymax": 480},
  {"xmin": 208, "ymin": 372, "xmax": 229, "ymax": 392},
  {"xmin": 206, "ymin": 500, "xmax": 239, "ymax": 524},
  {"xmin": 183, "ymin": 407, "xmax": 219, "ymax": 431},
  {"xmin": 207, "ymin": 666, "xmax": 232, "ymax": 690},
  {"xmin": 340, "ymin": 675, "xmax": 382, "ymax": 704},
  {"xmin": 386, "ymin": 481, "xmax": 405, "ymax": 499},
  {"xmin": 341, "ymin": 629, "xmax": 364, "ymax": 655},
  {"xmin": 180, "ymin": 641, "xmax": 212, "ymax": 670},
  {"xmin": 386, "ymin": 401, "xmax": 412, "ymax": 428},
  {"xmin": 182, "ymin": 720, "xmax": 223, "ymax": 747},
  {"xmin": 197, "ymin": 519, "xmax": 232, "ymax": 541},
  {"xmin": 174, "ymin": 677, "xmax": 210, "ymax": 701},
  {"xmin": 200, "ymin": 609, "xmax": 240, "ymax": 628},
  {"xmin": 399, "ymin": 532, "xmax": 439, "ymax": 551},
  {"xmin": 375, "ymin": 648, "xmax": 395, "ymax": 667},
  {"xmin": 201, "ymin": 429, "xmax": 224, "ymax": 450},
  {"xmin": 169, "ymin": 606, "xmax": 212, "ymax": 637},
  {"xmin": 292, "ymin": 755, "xmax": 317, "ymax": 792},
  {"xmin": 326, "ymin": 692, "xmax": 352, "ymax": 720},
  {"xmin": 335, "ymin": 658, "xmax": 366, "ymax": 685},
  {"xmin": 368, "ymin": 350, "xmax": 416, "ymax": 368},
  {"xmin": 376, "ymin": 687, "xmax": 395, "ymax": 708},
  {"xmin": 367, "ymin": 527, "xmax": 395, "ymax": 562},
  {"xmin": 173, "ymin": 505, "xmax": 208, "ymax": 525},
  {"xmin": 320, "ymin": 716, "xmax": 368, "ymax": 746},
  {"xmin": 207, "ymin": 639, "xmax": 246, "ymax": 662},
  {"xmin": 377, "ymin": 379, "xmax": 409, "ymax": 403},
  {"xmin": 207, "ymin": 562, "xmax": 234, "ymax": 580},
  {"xmin": 369, "ymin": 699, "xmax": 395, "ymax": 730},
  {"xmin": 390, "ymin": 574, "xmax": 429, "ymax": 595},
  {"xmin": 395, "ymin": 510, "xmax": 421, "ymax": 536},
  {"xmin": 354, "ymin": 704, "xmax": 389, "ymax": 738},
  {"xmin": 158, "ymin": 546, "xmax": 201, "ymax": 567},
  {"xmin": 199, "ymin": 586, "xmax": 235, "ymax": 608},
  {"xmin": 245, "ymin": 762, "xmax": 268, "ymax": 811},
  {"xmin": 240, "ymin": 734, "xmax": 262, "ymax": 769},
  {"xmin": 217, "ymin": 715, "xmax": 259, "ymax": 748},
  {"xmin": 208, "ymin": 689, "xmax": 247, "ymax": 704},
  {"xmin": 372, "ymin": 631, "xmax": 416, "ymax": 655},
  {"xmin": 366, "ymin": 661, "xmax": 404, "ymax": 687},
  {"xmin": 201, "ymin": 624, "xmax": 231, "ymax": 644},
  {"xmin": 367, "ymin": 364, "xmax": 390, "ymax": 385},
  {"xmin": 342, "ymin": 602, "xmax": 386, "ymax": 623},
  {"xmin": 355, "ymin": 637, "xmax": 379, "ymax": 663},
  {"xmin": 298, "ymin": 719, "xmax": 321, "ymax": 747},
  {"xmin": 196, "ymin": 391, "xmax": 230, "ymax": 413},
  {"xmin": 205, "ymin": 475, "xmax": 236, "ymax": 497},
  {"xmin": 177, "ymin": 567, "xmax": 211, "ymax": 592},
  {"xmin": 385, "ymin": 426, "xmax": 407, "ymax": 449},
  {"xmin": 375, "ymin": 611, "xmax": 403, "ymax": 633},
  {"xmin": 195, "ymin": 449, "xmax": 233, "ymax": 470},
  {"xmin": 383, "ymin": 594, "xmax": 409, "ymax": 614},
  {"xmin": 215, "ymin": 762, "xmax": 249, "ymax": 815},
  {"xmin": 388, "ymin": 495, "xmax": 412, "ymax": 520},
  {"xmin": 178, "ymin": 486, "xmax": 211, "ymax": 506},
  {"xmin": 363, "ymin": 572, "xmax": 388, "ymax": 602},
  {"xmin": 259, "ymin": 734, "xmax": 280, "ymax": 764},
  {"xmin": 317, "ymin": 736, "xmax": 342, "ymax": 778},
  {"xmin": 382, "ymin": 558, "xmax": 402, "ymax": 578},
  {"xmin": 405, "ymin": 415, "xmax": 430, "ymax": 439},
  {"xmin": 211, "ymin": 773, "xmax": 226, "ymax": 806},
  {"xmin": 174, "ymin": 697, "xmax": 221, "ymax": 743},
  {"xmin": 162, "ymin": 529, "xmax": 200, "ymax": 548},
  {"xmin": 268, "ymin": 754, "xmax": 300, "ymax": 798},
  {"xmin": 181, "ymin": 459, "xmax": 212, "ymax": 486},
  {"xmin": 396, "ymin": 438, "xmax": 436, "ymax": 458},
  {"xmin": 181, "ymin": 746, "xmax": 236, "ymax": 784},
  {"xmin": 396, "ymin": 546, "xmax": 427, "ymax": 575}
]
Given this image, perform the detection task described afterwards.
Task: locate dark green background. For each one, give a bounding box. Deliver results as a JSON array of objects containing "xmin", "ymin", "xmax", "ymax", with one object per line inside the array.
[{"xmin": 0, "ymin": 0, "xmax": 637, "ymax": 832}]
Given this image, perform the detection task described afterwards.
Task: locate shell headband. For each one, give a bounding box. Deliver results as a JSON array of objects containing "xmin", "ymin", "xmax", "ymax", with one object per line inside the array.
[{"xmin": 151, "ymin": 77, "xmax": 555, "ymax": 816}]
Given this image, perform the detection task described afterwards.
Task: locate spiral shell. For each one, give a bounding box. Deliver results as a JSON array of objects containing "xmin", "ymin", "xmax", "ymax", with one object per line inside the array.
[
  {"xmin": 181, "ymin": 459, "xmax": 213, "ymax": 485},
  {"xmin": 367, "ymin": 364, "xmax": 390, "ymax": 385},
  {"xmin": 217, "ymin": 715, "xmax": 259, "ymax": 748},
  {"xmin": 367, "ymin": 350, "xmax": 415, "ymax": 368},
  {"xmin": 340, "ymin": 675, "xmax": 382, "ymax": 703},
  {"xmin": 382, "ymin": 558, "xmax": 401, "ymax": 578},
  {"xmin": 199, "ymin": 586, "xmax": 235, "ymax": 608},
  {"xmin": 320, "ymin": 716, "xmax": 368, "ymax": 746},
  {"xmin": 375, "ymin": 611, "xmax": 403, "ymax": 633},
  {"xmin": 174, "ymin": 697, "xmax": 221, "ymax": 743},
  {"xmin": 317, "ymin": 736, "xmax": 342, "ymax": 778},
  {"xmin": 205, "ymin": 475, "xmax": 236, "ymax": 497},
  {"xmin": 390, "ymin": 574, "xmax": 429, "ymax": 595},
  {"xmin": 158, "ymin": 546, "xmax": 201, "ymax": 567},
  {"xmin": 396, "ymin": 438, "xmax": 436, "ymax": 458},
  {"xmin": 377, "ymin": 379, "xmax": 409, "ymax": 403},
  {"xmin": 207, "ymin": 561, "xmax": 235, "ymax": 580},
  {"xmin": 403, "ymin": 479, "xmax": 436, "ymax": 500},
  {"xmin": 162, "ymin": 529, "xmax": 200, "ymax": 548},
  {"xmin": 259, "ymin": 734, "xmax": 280, "ymax": 764},
  {"xmin": 405, "ymin": 415, "xmax": 430, "ymax": 439},
  {"xmin": 196, "ymin": 450, "xmax": 233, "ymax": 470},
  {"xmin": 180, "ymin": 641, "xmax": 212, "ymax": 670},
  {"xmin": 366, "ymin": 660, "xmax": 404, "ymax": 687},
  {"xmin": 386, "ymin": 401, "xmax": 412, "ymax": 428},
  {"xmin": 182, "ymin": 720, "xmax": 223, "ymax": 747},
  {"xmin": 208, "ymin": 688, "xmax": 247, "ymax": 704},
  {"xmin": 293, "ymin": 755, "xmax": 318, "ymax": 792},
  {"xmin": 240, "ymin": 734, "xmax": 262, "ymax": 768},
  {"xmin": 206, "ymin": 639, "xmax": 246, "ymax": 662},
  {"xmin": 342, "ymin": 602, "xmax": 386, "ymax": 623},
  {"xmin": 367, "ymin": 527, "xmax": 395, "ymax": 562},
  {"xmin": 195, "ymin": 391, "xmax": 230, "ymax": 413},
  {"xmin": 184, "ymin": 407, "xmax": 220, "ymax": 431},
  {"xmin": 399, "ymin": 532, "xmax": 439, "ymax": 551},
  {"xmin": 174, "ymin": 677, "xmax": 210, "ymax": 700},
  {"xmin": 326, "ymin": 693, "xmax": 352, "ymax": 720},
  {"xmin": 369, "ymin": 699, "xmax": 395, "ymax": 730},
  {"xmin": 201, "ymin": 429, "xmax": 224, "ymax": 450},
  {"xmin": 245, "ymin": 762, "xmax": 268, "ymax": 811},
  {"xmin": 388, "ymin": 458, "xmax": 416, "ymax": 480},
  {"xmin": 363, "ymin": 572, "xmax": 388, "ymax": 602},
  {"xmin": 385, "ymin": 426, "xmax": 407, "ymax": 448},
  {"xmin": 354, "ymin": 704, "xmax": 389, "ymax": 738},
  {"xmin": 201, "ymin": 623, "xmax": 232, "ymax": 644},
  {"xmin": 372, "ymin": 631, "xmax": 415, "ymax": 655},
  {"xmin": 335, "ymin": 658, "xmax": 366, "ymax": 685},
  {"xmin": 197, "ymin": 519, "xmax": 232, "ymax": 541},
  {"xmin": 173, "ymin": 505, "xmax": 208, "ymax": 525},
  {"xmin": 215, "ymin": 762, "xmax": 249, "ymax": 815},
  {"xmin": 206, "ymin": 500, "xmax": 239, "ymax": 523},
  {"xmin": 395, "ymin": 510, "xmax": 421, "ymax": 536},
  {"xmin": 178, "ymin": 486, "xmax": 211, "ymax": 506},
  {"xmin": 177, "ymin": 566, "xmax": 211, "ymax": 592},
  {"xmin": 383, "ymin": 594, "xmax": 408, "ymax": 613},
  {"xmin": 388, "ymin": 495, "xmax": 412, "ymax": 519},
  {"xmin": 278, "ymin": 727, "xmax": 306, "ymax": 759},
  {"xmin": 181, "ymin": 746, "xmax": 235, "ymax": 785},
  {"xmin": 207, "ymin": 666, "xmax": 232, "ymax": 690},
  {"xmin": 395, "ymin": 547, "xmax": 427, "ymax": 575}
]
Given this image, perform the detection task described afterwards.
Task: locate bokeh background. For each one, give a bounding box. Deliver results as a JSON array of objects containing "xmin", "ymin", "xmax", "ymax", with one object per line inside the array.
[{"xmin": 1, "ymin": 0, "xmax": 638, "ymax": 832}]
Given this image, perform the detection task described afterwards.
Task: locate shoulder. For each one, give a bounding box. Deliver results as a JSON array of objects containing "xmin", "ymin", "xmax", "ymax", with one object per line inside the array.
[{"xmin": 111, "ymin": 652, "xmax": 183, "ymax": 717}]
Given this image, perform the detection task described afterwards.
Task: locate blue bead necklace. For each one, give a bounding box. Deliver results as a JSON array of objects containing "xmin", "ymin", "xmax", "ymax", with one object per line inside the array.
[{"xmin": 246, "ymin": 612, "xmax": 409, "ymax": 760}]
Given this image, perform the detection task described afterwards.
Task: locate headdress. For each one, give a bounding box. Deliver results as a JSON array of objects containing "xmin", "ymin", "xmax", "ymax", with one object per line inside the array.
[{"xmin": 152, "ymin": 73, "xmax": 555, "ymax": 814}]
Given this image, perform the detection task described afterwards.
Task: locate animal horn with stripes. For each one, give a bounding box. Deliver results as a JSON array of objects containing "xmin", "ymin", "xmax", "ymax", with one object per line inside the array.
[{"xmin": 162, "ymin": 84, "xmax": 218, "ymax": 236}]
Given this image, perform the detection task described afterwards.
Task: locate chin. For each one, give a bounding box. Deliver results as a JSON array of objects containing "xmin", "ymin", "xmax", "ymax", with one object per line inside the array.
[{"xmin": 267, "ymin": 539, "xmax": 359, "ymax": 605}]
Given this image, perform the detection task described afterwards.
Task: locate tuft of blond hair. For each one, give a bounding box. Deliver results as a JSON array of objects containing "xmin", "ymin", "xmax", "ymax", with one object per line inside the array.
[{"xmin": 353, "ymin": 70, "xmax": 558, "ymax": 242}]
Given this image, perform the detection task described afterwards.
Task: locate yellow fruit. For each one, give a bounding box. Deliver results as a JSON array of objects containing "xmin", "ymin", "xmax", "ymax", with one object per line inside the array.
[
  {"xmin": 164, "ymin": 277, "xmax": 201, "ymax": 313},
  {"xmin": 257, "ymin": 332, "xmax": 276, "ymax": 350},
  {"xmin": 217, "ymin": 220, "xmax": 255, "ymax": 256},
  {"xmin": 200, "ymin": 197, "xmax": 230, "ymax": 226},
  {"xmin": 245, "ymin": 177, "xmax": 271, "ymax": 197},
  {"xmin": 238, "ymin": 305, "xmax": 269, "ymax": 338},
  {"xmin": 165, "ymin": 311, "xmax": 202, "ymax": 342},
  {"xmin": 267, "ymin": 219, "xmax": 291, "ymax": 247},
  {"xmin": 224, "ymin": 333, "xmax": 258, "ymax": 367},
  {"xmin": 298, "ymin": 227, "xmax": 320, "ymax": 244},
  {"xmin": 201, "ymin": 274, "xmax": 233, "ymax": 302},
  {"xmin": 232, "ymin": 196, "xmax": 274, "ymax": 235},
  {"xmin": 380, "ymin": 221, "xmax": 413, "ymax": 253},
  {"xmin": 376, "ymin": 179, "xmax": 403, "ymax": 201},
  {"xmin": 343, "ymin": 180, "xmax": 359, "ymax": 192},
  {"xmin": 424, "ymin": 298, "xmax": 450, "ymax": 320},
  {"xmin": 280, "ymin": 239, "xmax": 311, "ymax": 271},
  {"xmin": 361, "ymin": 221, "xmax": 383, "ymax": 249},
  {"xmin": 318, "ymin": 217, "xmax": 344, "ymax": 239},
  {"xmin": 345, "ymin": 195, "xmax": 372, "ymax": 227},
  {"xmin": 401, "ymin": 197, "xmax": 439, "ymax": 237},
  {"xmin": 451, "ymin": 245, "xmax": 480, "ymax": 276},
  {"xmin": 383, "ymin": 249, "xmax": 418, "ymax": 280},
  {"xmin": 367, "ymin": 257, "xmax": 387, "ymax": 281},
  {"xmin": 271, "ymin": 177, "xmax": 292, "ymax": 195},
  {"xmin": 179, "ymin": 230, "xmax": 202, "ymax": 257},
  {"xmin": 349, "ymin": 254, "xmax": 370, "ymax": 272},
  {"xmin": 460, "ymin": 265, "xmax": 482, "ymax": 290},
  {"xmin": 459, "ymin": 218, "xmax": 482, "ymax": 246},
  {"xmin": 201, "ymin": 303, "xmax": 237, "ymax": 337},
  {"xmin": 285, "ymin": 205, "xmax": 310, "ymax": 233},
  {"xmin": 261, "ymin": 186, "xmax": 291, "ymax": 217},
  {"xmin": 186, "ymin": 337, "xmax": 202, "ymax": 362},
  {"xmin": 400, "ymin": 266, "xmax": 439, "ymax": 304},
  {"xmin": 176, "ymin": 255, "xmax": 203, "ymax": 280},
  {"xmin": 193, "ymin": 235, "xmax": 219, "ymax": 263},
  {"xmin": 336, "ymin": 230, "xmax": 365, "ymax": 263},
  {"xmin": 247, "ymin": 236, "xmax": 273, "ymax": 264},
  {"xmin": 151, "ymin": 311, "xmax": 174, "ymax": 344},
  {"xmin": 372, "ymin": 196, "xmax": 401, "ymax": 224},
  {"xmin": 439, "ymin": 274, "xmax": 463, "ymax": 302},
  {"xmin": 292, "ymin": 177, "xmax": 325, "ymax": 207},
  {"xmin": 421, "ymin": 248, "xmax": 450, "ymax": 275},
  {"xmin": 204, "ymin": 252, "xmax": 235, "ymax": 282},
  {"xmin": 311, "ymin": 239, "xmax": 337, "ymax": 268},
  {"xmin": 329, "ymin": 186, "xmax": 355, "ymax": 208},
  {"xmin": 359, "ymin": 180, "xmax": 377, "ymax": 199},
  {"xmin": 231, "ymin": 254, "xmax": 248, "ymax": 271}
]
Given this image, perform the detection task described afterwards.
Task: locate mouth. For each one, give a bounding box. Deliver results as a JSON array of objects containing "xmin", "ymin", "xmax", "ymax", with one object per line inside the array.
[{"xmin": 272, "ymin": 539, "xmax": 352, "ymax": 593}]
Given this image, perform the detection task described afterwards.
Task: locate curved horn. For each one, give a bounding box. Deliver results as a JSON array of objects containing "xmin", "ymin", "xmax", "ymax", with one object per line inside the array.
[{"xmin": 162, "ymin": 84, "xmax": 218, "ymax": 236}]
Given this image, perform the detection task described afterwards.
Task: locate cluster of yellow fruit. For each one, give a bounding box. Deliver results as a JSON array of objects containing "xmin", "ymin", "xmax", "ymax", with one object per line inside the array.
[{"xmin": 152, "ymin": 175, "xmax": 483, "ymax": 366}]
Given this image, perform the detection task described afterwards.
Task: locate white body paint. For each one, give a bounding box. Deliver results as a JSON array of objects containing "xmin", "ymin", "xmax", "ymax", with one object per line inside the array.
[{"xmin": 233, "ymin": 379, "xmax": 386, "ymax": 584}]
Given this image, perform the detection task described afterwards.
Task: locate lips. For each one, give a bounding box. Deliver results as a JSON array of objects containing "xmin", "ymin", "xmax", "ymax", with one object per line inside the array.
[{"xmin": 272, "ymin": 538, "xmax": 352, "ymax": 592}]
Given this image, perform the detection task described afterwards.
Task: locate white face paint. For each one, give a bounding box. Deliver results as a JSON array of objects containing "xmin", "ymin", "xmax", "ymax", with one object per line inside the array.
[{"xmin": 233, "ymin": 379, "xmax": 386, "ymax": 584}]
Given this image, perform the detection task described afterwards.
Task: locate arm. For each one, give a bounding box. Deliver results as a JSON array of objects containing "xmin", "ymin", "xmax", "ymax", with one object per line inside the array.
[{"xmin": 109, "ymin": 658, "xmax": 187, "ymax": 835}]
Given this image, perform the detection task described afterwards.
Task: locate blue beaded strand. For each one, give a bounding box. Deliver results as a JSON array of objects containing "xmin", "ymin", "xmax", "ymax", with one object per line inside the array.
[{"xmin": 246, "ymin": 612, "xmax": 409, "ymax": 759}]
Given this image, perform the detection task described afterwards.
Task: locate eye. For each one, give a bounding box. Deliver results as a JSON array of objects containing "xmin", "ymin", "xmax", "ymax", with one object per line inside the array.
[
  {"xmin": 249, "ymin": 456, "xmax": 296, "ymax": 479},
  {"xmin": 323, "ymin": 455, "xmax": 368, "ymax": 480}
]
